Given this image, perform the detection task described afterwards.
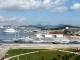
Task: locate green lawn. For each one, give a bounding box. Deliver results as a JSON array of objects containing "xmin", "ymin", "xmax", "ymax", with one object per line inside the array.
[
  {"xmin": 60, "ymin": 48, "xmax": 75, "ymax": 52},
  {"xmin": 5, "ymin": 49, "xmax": 43, "ymax": 58},
  {"xmin": 5, "ymin": 49, "xmax": 79, "ymax": 60}
]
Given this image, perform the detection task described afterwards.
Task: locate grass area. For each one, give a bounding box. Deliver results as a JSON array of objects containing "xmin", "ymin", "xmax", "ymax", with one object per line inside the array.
[
  {"xmin": 60, "ymin": 48, "xmax": 75, "ymax": 52},
  {"xmin": 5, "ymin": 49, "xmax": 43, "ymax": 58},
  {"xmin": 5, "ymin": 49, "xmax": 79, "ymax": 60},
  {"xmin": 67, "ymin": 48, "xmax": 75, "ymax": 52}
]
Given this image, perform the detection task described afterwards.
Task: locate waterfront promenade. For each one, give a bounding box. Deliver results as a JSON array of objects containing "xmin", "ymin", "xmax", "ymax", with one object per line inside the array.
[
  {"xmin": 0, "ymin": 44, "xmax": 10, "ymax": 60},
  {"xmin": 6, "ymin": 44, "xmax": 80, "ymax": 49}
]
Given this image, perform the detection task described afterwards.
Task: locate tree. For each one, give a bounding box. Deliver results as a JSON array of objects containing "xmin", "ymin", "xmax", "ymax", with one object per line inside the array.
[
  {"xmin": 64, "ymin": 29, "xmax": 70, "ymax": 34},
  {"xmin": 58, "ymin": 54, "xmax": 61, "ymax": 60},
  {"xmin": 41, "ymin": 57, "xmax": 44, "ymax": 60},
  {"xmin": 58, "ymin": 54, "xmax": 61, "ymax": 58},
  {"xmin": 61, "ymin": 56, "xmax": 65, "ymax": 60},
  {"xmin": 51, "ymin": 57, "xmax": 57, "ymax": 60}
]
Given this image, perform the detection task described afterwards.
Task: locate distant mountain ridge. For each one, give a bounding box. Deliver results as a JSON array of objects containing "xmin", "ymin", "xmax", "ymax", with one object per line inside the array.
[
  {"xmin": 29, "ymin": 24, "xmax": 80, "ymax": 29},
  {"xmin": 34, "ymin": 24, "xmax": 68, "ymax": 28},
  {"xmin": 44, "ymin": 24, "xmax": 65, "ymax": 28},
  {"xmin": 3, "ymin": 24, "xmax": 80, "ymax": 29}
]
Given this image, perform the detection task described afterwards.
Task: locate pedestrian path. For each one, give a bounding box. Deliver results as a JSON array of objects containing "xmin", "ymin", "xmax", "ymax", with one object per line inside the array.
[
  {"xmin": 0, "ymin": 44, "xmax": 10, "ymax": 60},
  {"xmin": 58, "ymin": 50, "xmax": 80, "ymax": 55}
]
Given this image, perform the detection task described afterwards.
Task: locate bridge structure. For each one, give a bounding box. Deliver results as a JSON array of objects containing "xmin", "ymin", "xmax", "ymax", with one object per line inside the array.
[{"xmin": 0, "ymin": 44, "xmax": 10, "ymax": 60}]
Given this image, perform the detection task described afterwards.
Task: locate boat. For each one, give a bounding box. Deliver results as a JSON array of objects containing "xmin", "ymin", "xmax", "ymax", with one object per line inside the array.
[
  {"xmin": 3, "ymin": 27, "xmax": 17, "ymax": 33},
  {"xmin": 69, "ymin": 40, "xmax": 80, "ymax": 44},
  {"xmin": 29, "ymin": 40, "xmax": 44, "ymax": 43},
  {"xmin": 11, "ymin": 37, "xmax": 33, "ymax": 42},
  {"xmin": 52, "ymin": 39, "xmax": 70, "ymax": 44},
  {"xmin": 29, "ymin": 38, "xmax": 45, "ymax": 43},
  {"xmin": 11, "ymin": 30, "xmax": 33, "ymax": 43}
]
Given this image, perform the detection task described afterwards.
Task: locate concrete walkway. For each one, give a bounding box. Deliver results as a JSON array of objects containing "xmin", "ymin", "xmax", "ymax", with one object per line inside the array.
[
  {"xmin": 5, "ymin": 51, "xmax": 39, "ymax": 60},
  {"xmin": 0, "ymin": 44, "xmax": 10, "ymax": 60},
  {"xmin": 58, "ymin": 50, "xmax": 80, "ymax": 55}
]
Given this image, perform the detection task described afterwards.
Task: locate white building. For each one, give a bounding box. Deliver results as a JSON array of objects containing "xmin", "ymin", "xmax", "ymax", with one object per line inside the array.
[{"xmin": 35, "ymin": 34, "xmax": 63, "ymax": 38}]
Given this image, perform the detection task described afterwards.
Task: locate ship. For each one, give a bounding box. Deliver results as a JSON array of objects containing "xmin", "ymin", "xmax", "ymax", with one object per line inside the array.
[
  {"xmin": 12, "ymin": 37, "xmax": 33, "ymax": 42},
  {"xmin": 52, "ymin": 39, "xmax": 70, "ymax": 44},
  {"xmin": 29, "ymin": 39, "xmax": 44, "ymax": 43},
  {"xmin": 3, "ymin": 27, "xmax": 17, "ymax": 33}
]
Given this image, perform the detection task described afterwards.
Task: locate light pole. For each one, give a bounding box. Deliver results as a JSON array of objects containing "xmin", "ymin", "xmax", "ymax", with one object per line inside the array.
[
  {"xmin": 17, "ymin": 56, "xmax": 19, "ymax": 60},
  {"xmin": 34, "ymin": 57, "xmax": 35, "ymax": 60},
  {"xmin": 26, "ymin": 57, "xmax": 27, "ymax": 60}
]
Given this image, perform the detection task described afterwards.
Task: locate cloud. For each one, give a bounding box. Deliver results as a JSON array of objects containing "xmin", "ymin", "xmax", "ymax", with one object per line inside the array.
[
  {"xmin": 71, "ymin": 3, "xmax": 80, "ymax": 11},
  {"xmin": 51, "ymin": 6, "xmax": 68, "ymax": 12},
  {"xmin": 0, "ymin": 16, "xmax": 27, "ymax": 25},
  {"xmin": 18, "ymin": 18, "xmax": 26, "ymax": 22},
  {"xmin": 0, "ymin": 0, "xmax": 80, "ymax": 12},
  {"xmin": 0, "ymin": 0, "xmax": 68, "ymax": 11}
]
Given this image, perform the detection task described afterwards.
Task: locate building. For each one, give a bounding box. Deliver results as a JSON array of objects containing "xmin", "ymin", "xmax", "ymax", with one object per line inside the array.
[
  {"xmin": 35, "ymin": 34, "xmax": 63, "ymax": 38},
  {"xmin": 34, "ymin": 30, "xmax": 64, "ymax": 38},
  {"xmin": 64, "ymin": 27, "xmax": 80, "ymax": 35}
]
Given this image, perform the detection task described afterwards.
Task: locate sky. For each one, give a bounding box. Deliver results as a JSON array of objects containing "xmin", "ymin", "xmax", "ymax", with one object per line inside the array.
[{"xmin": 0, "ymin": 0, "xmax": 80, "ymax": 26}]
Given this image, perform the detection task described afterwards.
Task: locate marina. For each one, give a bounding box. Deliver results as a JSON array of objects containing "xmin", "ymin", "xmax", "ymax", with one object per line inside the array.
[{"xmin": 0, "ymin": 27, "xmax": 80, "ymax": 44}]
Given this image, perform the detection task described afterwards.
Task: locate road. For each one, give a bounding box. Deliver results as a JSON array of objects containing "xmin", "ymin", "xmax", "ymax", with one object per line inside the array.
[{"xmin": 58, "ymin": 50, "xmax": 80, "ymax": 55}]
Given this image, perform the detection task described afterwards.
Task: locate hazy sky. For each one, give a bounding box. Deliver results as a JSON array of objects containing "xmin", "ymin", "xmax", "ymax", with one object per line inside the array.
[{"xmin": 0, "ymin": 0, "xmax": 80, "ymax": 26}]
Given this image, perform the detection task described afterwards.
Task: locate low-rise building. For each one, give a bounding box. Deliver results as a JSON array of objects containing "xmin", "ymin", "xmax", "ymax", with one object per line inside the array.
[{"xmin": 35, "ymin": 33, "xmax": 63, "ymax": 38}]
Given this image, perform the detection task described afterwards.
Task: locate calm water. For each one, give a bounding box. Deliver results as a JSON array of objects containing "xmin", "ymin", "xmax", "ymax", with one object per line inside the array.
[{"xmin": 0, "ymin": 28, "xmax": 36, "ymax": 44}]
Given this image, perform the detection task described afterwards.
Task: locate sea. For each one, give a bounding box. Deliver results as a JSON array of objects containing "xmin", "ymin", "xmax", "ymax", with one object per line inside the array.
[{"xmin": 0, "ymin": 28, "xmax": 80, "ymax": 44}]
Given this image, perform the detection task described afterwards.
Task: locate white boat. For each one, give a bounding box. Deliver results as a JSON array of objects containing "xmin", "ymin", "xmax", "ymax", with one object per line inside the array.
[
  {"xmin": 12, "ymin": 37, "xmax": 33, "ymax": 42},
  {"xmin": 52, "ymin": 39, "xmax": 70, "ymax": 44},
  {"xmin": 29, "ymin": 38, "xmax": 44, "ymax": 43},
  {"xmin": 4, "ymin": 28, "xmax": 17, "ymax": 33}
]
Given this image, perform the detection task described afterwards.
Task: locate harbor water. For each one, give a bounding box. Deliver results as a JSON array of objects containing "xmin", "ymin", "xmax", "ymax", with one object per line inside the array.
[{"xmin": 0, "ymin": 28, "xmax": 36, "ymax": 44}]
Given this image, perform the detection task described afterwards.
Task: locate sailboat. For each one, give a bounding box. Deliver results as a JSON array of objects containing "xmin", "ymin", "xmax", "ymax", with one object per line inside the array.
[{"xmin": 12, "ymin": 31, "xmax": 33, "ymax": 42}]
